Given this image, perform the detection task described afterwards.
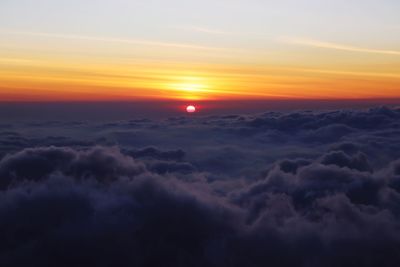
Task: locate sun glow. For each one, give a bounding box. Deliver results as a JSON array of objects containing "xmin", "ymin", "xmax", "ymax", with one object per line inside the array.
[
  {"xmin": 179, "ymin": 83, "xmax": 205, "ymax": 92},
  {"xmin": 168, "ymin": 76, "xmax": 213, "ymax": 100}
]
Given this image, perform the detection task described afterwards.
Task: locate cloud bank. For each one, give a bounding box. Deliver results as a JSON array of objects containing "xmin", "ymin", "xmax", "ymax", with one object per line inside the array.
[{"xmin": 1, "ymin": 106, "xmax": 400, "ymax": 266}]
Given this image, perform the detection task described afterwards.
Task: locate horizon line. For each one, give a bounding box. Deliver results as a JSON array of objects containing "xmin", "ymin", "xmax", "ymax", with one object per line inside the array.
[{"xmin": 1, "ymin": 98, "xmax": 400, "ymax": 104}]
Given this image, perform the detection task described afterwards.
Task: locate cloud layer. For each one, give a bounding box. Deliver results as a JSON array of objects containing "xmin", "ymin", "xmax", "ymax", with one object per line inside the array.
[{"xmin": 1, "ymin": 106, "xmax": 400, "ymax": 266}]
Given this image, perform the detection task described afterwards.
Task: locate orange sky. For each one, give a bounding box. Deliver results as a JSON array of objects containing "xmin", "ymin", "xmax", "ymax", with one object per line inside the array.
[
  {"xmin": 1, "ymin": 1, "xmax": 400, "ymax": 101},
  {"xmin": 1, "ymin": 48, "xmax": 399, "ymax": 101}
]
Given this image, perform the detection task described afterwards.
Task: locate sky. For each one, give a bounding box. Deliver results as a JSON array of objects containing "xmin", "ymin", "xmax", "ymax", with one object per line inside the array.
[{"xmin": 0, "ymin": 0, "xmax": 400, "ymax": 101}]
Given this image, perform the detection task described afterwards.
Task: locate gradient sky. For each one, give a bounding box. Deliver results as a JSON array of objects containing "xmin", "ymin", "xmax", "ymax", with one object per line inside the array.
[{"xmin": 0, "ymin": 0, "xmax": 399, "ymax": 101}]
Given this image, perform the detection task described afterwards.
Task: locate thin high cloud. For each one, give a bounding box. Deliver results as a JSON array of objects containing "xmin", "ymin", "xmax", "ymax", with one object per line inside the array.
[
  {"xmin": 284, "ymin": 67, "xmax": 400, "ymax": 79},
  {"xmin": 171, "ymin": 25, "xmax": 233, "ymax": 35},
  {"xmin": 0, "ymin": 29, "xmax": 222, "ymax": 51},
  {"xmin": 281, "ymin": 36, "xmax": 400, "ymax": 56},
  {"xmin": 171, "ymin": 25, "xmax": 268, "ymax": 39},
  {"xmin": 0, "ymin": 57, "xmax": 38, "ymax": 65}
]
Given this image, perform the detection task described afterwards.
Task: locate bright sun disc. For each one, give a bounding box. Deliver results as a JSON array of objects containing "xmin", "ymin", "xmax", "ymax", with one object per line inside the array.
[{"xmin": 186, "ymin": 105, "xmax": 196, "ymax": 113}]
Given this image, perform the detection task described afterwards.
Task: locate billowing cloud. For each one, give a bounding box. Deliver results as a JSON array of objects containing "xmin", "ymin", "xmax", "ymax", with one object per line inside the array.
[{"xmin": 1, "ymin": 106, "xmax": 400, "ymax": 266}]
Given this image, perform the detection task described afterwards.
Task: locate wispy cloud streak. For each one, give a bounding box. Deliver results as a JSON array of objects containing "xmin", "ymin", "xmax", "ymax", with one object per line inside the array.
[
  {"xmin": 281, "ymin": 36, "xmax": 400, "ymax": 56},
  {"xmin": 172, "ymin": 26, "xmax": 233, "ymax": 35},
  {"xmin": 0, "ymin": 30, "xmax": 221, "ymax": 51},
  {"xmin": 283, "ymin": 67, "xmax": 400, "ymax": 79}
]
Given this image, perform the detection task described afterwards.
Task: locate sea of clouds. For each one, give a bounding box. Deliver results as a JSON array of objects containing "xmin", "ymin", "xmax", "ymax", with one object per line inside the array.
[{"xmin": 1, "ymin": 106, "xmax": 400, "ymax": 266}]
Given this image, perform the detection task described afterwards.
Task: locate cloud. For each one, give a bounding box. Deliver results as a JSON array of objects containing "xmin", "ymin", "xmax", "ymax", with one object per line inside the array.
[
  {"xmin": 125, "ymin": 147, "xmax": 185, "ymax": 161},
  {"xmin": 280, "ymin": 36, "xmax": 400, "ymax": 56},
  {"xmin": 0, "ymin": 30, "xmax": 221, "ymax": 51},
  {"xmin": 0, "ymin": 146, "xmax": 145, "ymax": 188},
  {"xmin": 320, "ymin": 151, "xmax": 372, "ymax": 172},
  {"xmin": 1, "ymin": 106, "xmax": 400, "ymax": 266},
  {"xmin": 172, "ymin": 25, "xmax": 233, "ymax": 36}
]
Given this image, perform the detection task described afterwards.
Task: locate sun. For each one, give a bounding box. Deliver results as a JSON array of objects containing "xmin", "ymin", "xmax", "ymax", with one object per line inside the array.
[{"xmin": 186, "ymin": 105, "xmax": 196, "ymax": 113}]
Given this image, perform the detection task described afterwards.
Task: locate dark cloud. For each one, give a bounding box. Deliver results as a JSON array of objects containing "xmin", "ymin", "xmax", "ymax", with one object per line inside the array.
[
  {"xmin": 278, "ymin": 158, "xmax": 311, "ymax": 174},
  {"xmin": 147, "ymin": 161, "xmax": 196, "ymax": 174},
  {"xmin": 320, "ymin": 151, "xmax": 373, "ymax": 172},
  {"xmin": 0, "ymin": 146, "xmax": 145, "ymax": 188},
  {"xmin": 302, "ymin": 124, "xmax": 355, "ymax": 143},
  {"xmin": 0, "ymin": 164, "xmax": 236, "ymax": 267},
  {"xmin": 1, "ymin": 106, "xmax": 400, "ymax": 266},
  {"xmin": 125, "ymin": 147, "xmax": 185, "ymax": 161}
]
